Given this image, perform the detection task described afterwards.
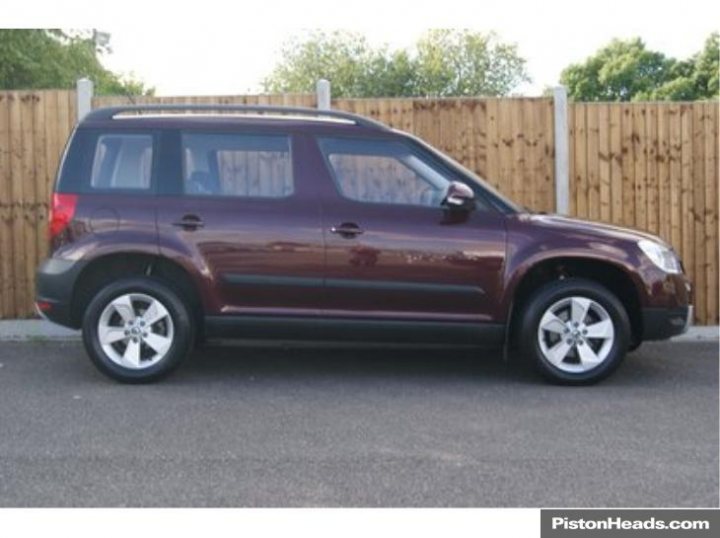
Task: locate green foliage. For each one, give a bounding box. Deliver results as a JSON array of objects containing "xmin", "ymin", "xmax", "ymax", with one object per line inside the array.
[
  {"xmin": 412, "ymin": 29, "xmax": 529, "ymax": 97},
  {"xmin": 262, "ymin": 30, "xmax": 529, "ymax": 98},
  {"xmin": 561, "ymin": 34, "xmax": 719, "ymax": 101},
  {"xmin": 0, "ymin": 29, "xmax": 153, "ymax": 95}
]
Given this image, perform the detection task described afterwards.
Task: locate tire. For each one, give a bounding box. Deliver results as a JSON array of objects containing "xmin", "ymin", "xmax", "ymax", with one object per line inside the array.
[
  {"xmin": 81, "ymin": 277, "xmax": 195, "ymax": 383},
  {"xmin": 518, "ymin": 278, "xmax": 630, "ymax": 385}
]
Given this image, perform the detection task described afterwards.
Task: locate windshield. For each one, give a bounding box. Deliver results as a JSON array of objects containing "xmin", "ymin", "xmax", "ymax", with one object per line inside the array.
[{"xmin": 403, "ymin": 132, "xmax": 523, "ymax": 214}]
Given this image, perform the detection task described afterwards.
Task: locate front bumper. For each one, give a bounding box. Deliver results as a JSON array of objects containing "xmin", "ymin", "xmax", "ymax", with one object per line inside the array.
[
  {"xmin": 35, "ymin": 258, "xmax": 85, "ymax": 329},
  {"xmin": 641, "ymin": 305, "xmax": 692, "ymax": 340}
]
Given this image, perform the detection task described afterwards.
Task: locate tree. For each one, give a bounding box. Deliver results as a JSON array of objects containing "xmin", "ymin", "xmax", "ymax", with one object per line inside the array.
[
  {"xmin": 262, "ymin": 30, "xmax": 529, "ymax": 98},
  {"xmin": 560, "ymin": 34, "xmax": 719, "ymax": 101},
  {"xmin": 412, "ymin": 30, "xmax": 529, "ymax": 97},
  {"xmin": 0, "ymin": 29, "xmax": 152, "ymax": 95}
]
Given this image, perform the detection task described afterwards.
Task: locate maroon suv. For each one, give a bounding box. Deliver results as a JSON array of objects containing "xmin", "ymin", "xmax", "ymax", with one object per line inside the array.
[{"xmin": 36, "ymin": 104, "xmax": 692, "ymax": 384}]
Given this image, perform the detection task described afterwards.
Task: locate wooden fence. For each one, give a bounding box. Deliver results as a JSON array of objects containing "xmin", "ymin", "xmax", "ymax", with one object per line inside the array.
[
  {"xmin": 0, "ymin": 90, "xmax": 717, "ymax": 323},
  {"xmin": 570, "ymin": 102, "xmax": 718, "ymax": 329},
  {"xmin": 0, "ymin": 90, "xmax": 76, "ymax": 321}
]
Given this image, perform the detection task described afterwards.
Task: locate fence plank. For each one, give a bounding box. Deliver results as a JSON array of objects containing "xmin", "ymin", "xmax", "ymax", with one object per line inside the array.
[
  {"xmin": 668, "ymin": 104, "xmax": 682, "ymax": 250},
  {"xmin": 691, "ymin": 104, "xmax": 706, "ymax": 324},
  {"xmin": 20, "ymin": 93, "xmax": 38, "ymax": 315},
  {"xmin": 621, "ymin": 104, "xmax": 635, "ymax": 228},
  {"xmin": 703, "ymin": 102, "xmax": 717, "ymax": 324},
  {"xmin": 657, "ymin": 105, "xmax": 670, "ymax": 242},
  {"xmin": 509, "ymin": 99, "xmax": 525, "ymax": 205},
  {"xmin": 609, "ymin": 104, "xmax": 623, "ymax": 223},
  {"xmin": 33, "ymin": 92, "xmax": 48, "ymax": 269},
  {"xmin": 633, "ymin": 105, "xmax": 648, "ymax": 231},
  {"xmin": 540, "ymin": 99, "xmax": 555, "ymax": 213},
  {"xmin": 485, "ymin": 99, "xmax": 501, "ymax": 192},
  {"xmin": 679, "ymin": 105, "xmax": 694, "ymax": 296},
  {"xmin": 646, "ymin": 104, "xmax": 659, "ymax": 234},
  {"xmin": 586, "ymin": 104, "xmax": 600, "ymax": 221},
  {"xmin": 0, "ymin": 93, "xmax": 12, "ymax": 317},
  {"xmin": 574, "ymin": 104, "xmax": 588, "ymax": 218},
  {"xmin": 498, "ymin": 98, "xmax": 515, "ymax": 201},
  {"xmin": 8, "ymin": 92, "xmax": 27, "ymax": 316},
  {"xmin": 597, "ymin": 104, "xmax": 611, "ymax": 222}
]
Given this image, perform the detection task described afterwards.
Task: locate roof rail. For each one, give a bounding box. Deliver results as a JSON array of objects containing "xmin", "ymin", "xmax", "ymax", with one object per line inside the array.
[{"xmin": 84, "ymin": 104, "xmax": 388, "ymax": 130}]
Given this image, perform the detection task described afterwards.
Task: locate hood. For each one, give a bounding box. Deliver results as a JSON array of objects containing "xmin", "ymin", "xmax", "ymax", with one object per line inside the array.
[{"xmin": 515, "ymin": 213, "xmax": 667, "ymax": 246}]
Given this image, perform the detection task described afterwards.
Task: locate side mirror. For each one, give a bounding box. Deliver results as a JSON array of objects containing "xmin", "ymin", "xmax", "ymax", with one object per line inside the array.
[{"xmin": 442, "ymin": 181, "xmax": 475, "ymax": 210}]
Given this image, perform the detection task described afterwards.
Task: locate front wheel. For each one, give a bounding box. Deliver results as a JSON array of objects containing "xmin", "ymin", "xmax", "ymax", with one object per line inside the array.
[
  {"xmin": 82, "ymin": 277, "xmax": 195, "ymax": 383},
  {"xmin": 518, "ymin": 278, "xmax": 630, "ymax": 385}
]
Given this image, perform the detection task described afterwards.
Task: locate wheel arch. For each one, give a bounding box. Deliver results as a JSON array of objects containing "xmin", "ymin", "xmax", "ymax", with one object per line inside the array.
[
  {"xmin": 504, "ymin": 255, "xmax": 645, "ymax": 345},
  {"xmin": 69, "ymin": 252, "xmax": 206, "ymax": 332}
]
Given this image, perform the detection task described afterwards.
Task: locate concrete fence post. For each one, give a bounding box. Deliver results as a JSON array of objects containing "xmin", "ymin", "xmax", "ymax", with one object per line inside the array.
[
  {"xmin": 76, "ymin": 78, "xmax": 94, "ymax": 122},
  {"xmin": 553, "ymin": 86, "xmax": 570, "ymax": 215},
  {"xmin": 316, "ymin": 79, "xmax": 331, "ymax": 110}
]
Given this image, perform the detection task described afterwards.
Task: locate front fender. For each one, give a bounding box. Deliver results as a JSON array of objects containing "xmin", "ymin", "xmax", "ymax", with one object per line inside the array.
[{"xmin": 499, "ymin": 217, "xmax": 652, "ymax": 322}]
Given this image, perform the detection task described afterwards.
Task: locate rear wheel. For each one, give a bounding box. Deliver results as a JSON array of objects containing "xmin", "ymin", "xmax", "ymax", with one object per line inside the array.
[
  {"xmin": 518, "ymin": 278, "xmax": 630, "ymax": 384},
  {"xmin": 82, "ymin": 277, "xmax": 194, "ymax": 383}
]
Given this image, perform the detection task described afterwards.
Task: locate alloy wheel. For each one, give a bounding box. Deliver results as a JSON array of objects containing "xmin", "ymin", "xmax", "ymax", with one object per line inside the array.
[
  {"xmin": 536, "ymin": 296, "xmax": 615, "ymax": 373},
  {"xmin": 97, "ymin": 293, "xmax": 175, "ymax": 370}
]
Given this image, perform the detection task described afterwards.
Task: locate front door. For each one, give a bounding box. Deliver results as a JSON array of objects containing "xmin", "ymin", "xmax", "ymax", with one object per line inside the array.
[{"xmin": 315, "ymin": 136, "xmax": 506, "ymax": 323}]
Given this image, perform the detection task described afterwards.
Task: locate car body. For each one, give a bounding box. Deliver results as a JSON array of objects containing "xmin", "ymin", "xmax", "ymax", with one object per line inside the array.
[{"xmin": 36, "ymin": 104, "xmax": 692, "ymax": 383}]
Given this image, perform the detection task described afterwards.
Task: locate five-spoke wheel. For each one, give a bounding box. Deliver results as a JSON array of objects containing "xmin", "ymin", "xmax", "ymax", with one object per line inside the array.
[
  {"xmin": 97, "ymin": 293, "xmax": 175, "ymax": 370},
  {"xmin": 519, "ymin": 278, "xmax": 630, "ymax": 384},
  {"xmin": 537, "ymin": 296, "xmax": 615, "ymax": 374},
  {"xmin": 82, "ymin": 277, "xmax": 194, "ymax": 383}
]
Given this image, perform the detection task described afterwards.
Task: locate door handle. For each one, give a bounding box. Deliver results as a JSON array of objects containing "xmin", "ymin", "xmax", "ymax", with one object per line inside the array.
[
  {"xmin": 172, "ymin": 215, "xmax": 204, "ymax": 230},
  {"xmin": 330, "ymin": 223, "xmax": 364, "ymax": 238}
]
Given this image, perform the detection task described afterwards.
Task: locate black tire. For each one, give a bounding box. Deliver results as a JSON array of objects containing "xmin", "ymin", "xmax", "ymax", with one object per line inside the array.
[
  {"xmin": 518, "ymin": 278, "xmax": 630, "ymax": 385},
  {"xmin": 81, "ymin": 277, "xmax": 195, "ymax": 383}
]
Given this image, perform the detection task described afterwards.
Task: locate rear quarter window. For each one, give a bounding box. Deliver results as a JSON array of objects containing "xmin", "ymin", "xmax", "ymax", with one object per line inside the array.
[
  {"xmin": 55, "ymin": 129, "xmax": 157, "ymax": 194},
  {"xmin": 90, "ymin": 134, "xmax": 153, "ymax": 190}
]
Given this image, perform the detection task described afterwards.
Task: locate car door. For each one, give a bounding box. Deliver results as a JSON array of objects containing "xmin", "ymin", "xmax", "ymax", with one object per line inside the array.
[
  {"xmin": 315, "ymin": 135, "xmax": 507, "ymax": 323},
  {"xmin": 156, "ymin": 129, "xmax": 325, "ymax": 316}
]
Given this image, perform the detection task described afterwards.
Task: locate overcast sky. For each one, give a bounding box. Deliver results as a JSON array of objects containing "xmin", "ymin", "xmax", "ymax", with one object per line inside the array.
[{"xmin": 7, "ymin": 0, "xmax": 720, "ymax": 96}]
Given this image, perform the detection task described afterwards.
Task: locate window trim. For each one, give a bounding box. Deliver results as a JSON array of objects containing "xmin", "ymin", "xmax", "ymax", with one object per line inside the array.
[{"xmin": 179, "ymin": 130, "xmax": 295, "ymax": 200}]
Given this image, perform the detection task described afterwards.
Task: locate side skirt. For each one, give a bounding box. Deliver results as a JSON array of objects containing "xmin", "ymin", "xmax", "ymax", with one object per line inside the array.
[{"xmin": 205, "ymin": 315, "xmax": 505, "ymax": 346}]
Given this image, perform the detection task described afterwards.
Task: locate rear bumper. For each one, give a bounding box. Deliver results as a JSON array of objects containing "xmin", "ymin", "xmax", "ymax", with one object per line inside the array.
[
  {"xmin": 641, "ymin": 305, "xmax": 692, "ymax": 341},
  {"xmin": 35, "ymin": 258, "xmax": 85, "ymax": 329}
]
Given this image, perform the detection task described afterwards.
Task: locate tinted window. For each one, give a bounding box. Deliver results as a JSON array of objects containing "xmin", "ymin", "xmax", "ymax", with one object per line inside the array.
[
  {"xmin": 319, "ymin": 138, "xmax": 452, "ymax": 207},
  {"xmin": 182, "ymin": 133, "xmax": 293, "ymax": 198},
  {"xmin": 90, "ymin": 134, "xmax": 153, "ymax": 190}
]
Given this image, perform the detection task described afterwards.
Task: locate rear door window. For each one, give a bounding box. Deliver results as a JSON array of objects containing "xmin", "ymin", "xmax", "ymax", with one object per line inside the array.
[{"xmin": 181, "ymin": 133, "xmax": 293, "ymax": 198}]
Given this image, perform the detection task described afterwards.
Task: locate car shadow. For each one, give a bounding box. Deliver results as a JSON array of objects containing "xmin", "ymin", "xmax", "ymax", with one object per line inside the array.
[{"xmin": 172, "ymin": 341, "xmax": 538, "ymax": 386}]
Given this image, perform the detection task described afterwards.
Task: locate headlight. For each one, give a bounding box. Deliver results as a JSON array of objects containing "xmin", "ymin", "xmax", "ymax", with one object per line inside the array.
[{"xmin": 638, "ymin": 239, "xmax": 681, "ymax": 274}]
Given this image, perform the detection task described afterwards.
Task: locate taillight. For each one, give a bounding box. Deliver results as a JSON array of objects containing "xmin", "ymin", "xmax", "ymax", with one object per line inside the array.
[{"xmin": 48, "ymin": 193, "xmax": 78, "ymax": 239}]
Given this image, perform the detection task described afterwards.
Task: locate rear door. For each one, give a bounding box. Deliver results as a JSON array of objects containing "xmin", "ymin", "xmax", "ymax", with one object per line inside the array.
[{"xmin": 156, "ymin": 129, "xmax": 325, "ymax": 316}]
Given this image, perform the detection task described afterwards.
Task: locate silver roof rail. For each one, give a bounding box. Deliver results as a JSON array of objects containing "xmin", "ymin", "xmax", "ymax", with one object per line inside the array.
[{"xmin": 84, "ymin": 104, "xmax": 388, "ymax": 130}]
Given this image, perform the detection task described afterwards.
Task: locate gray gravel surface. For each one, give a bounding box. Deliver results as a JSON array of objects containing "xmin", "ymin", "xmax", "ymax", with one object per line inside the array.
[{"xmin": 0, "ymin": 340, "xmax": 717, "ymax": 507}]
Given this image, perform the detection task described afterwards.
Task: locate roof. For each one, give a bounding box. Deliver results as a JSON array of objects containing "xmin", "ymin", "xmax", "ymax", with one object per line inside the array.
[{"xmin": 82, "ymin": 104, "xmax": 389, "ymax": 132}]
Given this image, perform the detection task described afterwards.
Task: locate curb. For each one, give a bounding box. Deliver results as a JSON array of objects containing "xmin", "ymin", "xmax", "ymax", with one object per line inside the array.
[
  {"xmin": 0, "ymin": 320, "xmax": 80, "ymax": 341},
  {"xmin": 670, "ymin": 326, "xmax": 719, "ymax": 343},
  {"xmin": 0, "ymin": 319, "xmax": 718, "ymax": 343}
]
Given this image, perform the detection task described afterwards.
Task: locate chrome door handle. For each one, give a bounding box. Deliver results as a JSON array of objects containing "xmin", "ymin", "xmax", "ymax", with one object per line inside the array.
[
  {"xmin": 172, "ymin": 215, "xmax": 204, "ymax": 230},
  {"xmin": 330, "ymin": 223, "xmax": 364, "ymax": 237}
]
